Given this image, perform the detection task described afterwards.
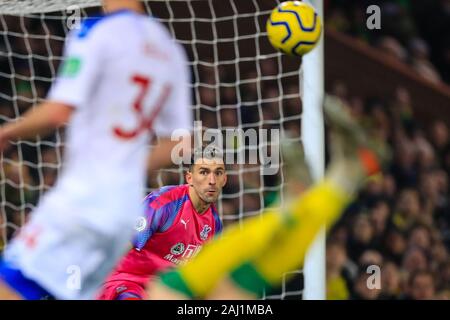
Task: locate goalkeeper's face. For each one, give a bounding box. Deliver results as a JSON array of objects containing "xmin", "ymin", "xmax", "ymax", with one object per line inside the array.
[{"xmin": 187, "ymin": 158, "xmax": 227, "ymax": 204}]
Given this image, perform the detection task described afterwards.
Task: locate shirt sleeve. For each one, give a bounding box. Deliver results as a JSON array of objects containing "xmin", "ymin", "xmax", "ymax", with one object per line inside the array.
[
  {"xmin": 152, "ymin": 42, "xmax": 193, "ymax": 137},
  {"xmin": 132, "ymin": 192, "xmax": 171, "ymax": 250},
  {"xmin": 46, "ymin": 20, "xmax": 105, "ymax": 108},
  {"xmin": 212, "ymin": 207, "xmax": 223, "ymax": 237}
]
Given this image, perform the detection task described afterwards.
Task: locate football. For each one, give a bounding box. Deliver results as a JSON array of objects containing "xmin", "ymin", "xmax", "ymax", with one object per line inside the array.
[{"xmin": 266, "ymin": 1, "xmax": 322, "ymax": 56}]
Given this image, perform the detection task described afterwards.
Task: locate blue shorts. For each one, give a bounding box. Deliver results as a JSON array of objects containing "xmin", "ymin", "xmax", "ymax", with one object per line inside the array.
[{"xmin": 0, "ymin": 260, "xmax": 54, "ymax": 300}]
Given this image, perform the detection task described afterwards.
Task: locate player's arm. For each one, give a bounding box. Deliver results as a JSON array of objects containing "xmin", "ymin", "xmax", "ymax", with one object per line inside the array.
[
  {"xmin": 0, "ymin": 20, "xmax": 105, "ymax": 154},
  {"xmin": 148, "ymin": 42, "xmax": 193, "ymax": 173},
  {"xmin": 132, "ymin": 192, "xmax": 175, "ymax": 251},
  {"xmin": 0, "ymin": 102, "xmax": 73, "ymax": 151}
]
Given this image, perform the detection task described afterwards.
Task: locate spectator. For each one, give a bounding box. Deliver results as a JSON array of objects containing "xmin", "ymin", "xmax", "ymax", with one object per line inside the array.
[
  {"xmin": 326, "ymin": 242, "xmax": 351, "ymax": 300},
  {"xmin": 380, "ymin": 261, "xmax": 402, "ymax": 300},
  {"xmin": 347, "ymin": 213, "xmax": 376, "ymax": 262},
  {"xmin": 406, "ymin": 270, "xmax": 436, "ymax": 300}
]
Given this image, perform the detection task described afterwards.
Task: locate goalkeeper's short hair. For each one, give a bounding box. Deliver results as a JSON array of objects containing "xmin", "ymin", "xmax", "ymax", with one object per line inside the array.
[{"xmin": 187, "ymin": 142, "xmax": 225, "ymax": 171}]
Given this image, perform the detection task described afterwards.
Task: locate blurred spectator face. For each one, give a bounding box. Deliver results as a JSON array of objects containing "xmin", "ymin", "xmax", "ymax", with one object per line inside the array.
[
  {"xmin": 431, "ymin": 121, "xmax": 449, "ymax": 149},
  {"xmin": 221, "ymin": 87, "xmax": 237, "ymax": 105},
  {"xmin": 0, "ymin": 103, "xmax": 15, "ymax": 119},
  {"xmin": 349, "ymin": 96, "xmax": 364, "ymax": 119},
  {"xmin": 409, "ymin": 37, "xmax": 431, "ymax": 60},
  {"xmin": 414, "ymin": 133, "xmax": 436, "ymax": 170},
  {"xmin": 377, "ymin": 36, "xmax": 407, "ymax": 61},
  {"xmin": 41, "ymin": 148, "xmax": 60, "ymax": 189},
  {"xmin": 365, "ymin": 178, "xmax": 384, "ymax": 197},
  {"xmin": 395, "ymin": 87, "xmax": 412, "ymax": 107},
  {"xmin": 283, "ymin": 121, "xmax": 301, "ymax": 138},
  {"xmin": 431, "ymin": 241, "xmax": 449, "ymax": 266},
  {"xmin": 220, "ymin": 200, "xmax": 236, "ymax": 217},
  {"xmin": 382, "ymin": 174, "xmax": 397, "ymax": 198},
  {"xmin": 396, "ymin": 145, "xmax": 415, "ymax": 170},
  {"xmin": 326, "ymin": 242, "xmax": 347, "ymax": 272},
  {"xmin": 434, "ymin": 170, "xmax": 448, "ymax": 194},
  {"xmin": 4, "ymin": 157, "xmax": 33, "ymax": 187},
  {"xmin": 242, "ymin": 193, "xmax": 260, "ymax": 213},
  {"xmin": 220, "ymin": 200, "xmax": 237, "ymax": 228},
  {"xmin": 353, "ymin": 272, "xmax": 382, "ymax": 300},
  {"xmin": 396, "ymin": 189, "xmax": 421, "ymax": 219},
  {"xmin": 260, "ymin": 59, "xmax": 277, "ymax": 76},
  {"xmin": 243, "ymin": 71, "xmax": 258, "ymax": 97},
  {"xmin": 381, "ymin": 262, "xmax": 401, "ymax": 296},
  {"xmin": 417, "ymin": 152, "xmax": 436, "ymax": 172},
  {"xmin": 284, "ymin": 84, "xmax": 301, "ymax": 116},
  {"xmin": 42, "ymin": 167, "xmax": 58, "ymax": 190},
  {"xmin": 330, "ymin": 226, "xmax": 348, "ymax": 244},
  {"xmin": 199, "ymin": 87, "xmax": 216, "ymax": 107},
  {"xmin": 331, "ymin": 81, "xmax": 348, "ymax": 101},
  {"xmin": 220, "ymin": 108, "xmax": 238, "ymax": 127},
  {"xmin": 402, "ymin": 247, "xmax": 428, "ymax": 275},
  {"xmin": 200, "ymin": 111, "xmax": 217, "ymax": 128},
  {"xmin": 385, "ymin": 230, "xmax": 407, "ymax": 258},
  {"xmin": 420, "ymin": 172, "xmax": 439, "ymax": 198},
  {"xmin": 370, "ymin": 201, "xmax": 390, "ymax": 235},
  {"xmin": 371, "ymin": 106, "xmax": 389, "ymax": 130},
  {"xmin": 352, "ymin": 214, "xmax": 374, "ymax": 244},
  {"xmin": 409, "ymin": 272, "xmax": 436, "ymax": 300},
  {"xmin": 198, "ymin": 62, "xmax": 215, "ymax": 84},
  {"xmin": 9, "ymin": 210, "xmax": 25, "ymax": 229},
  {"xmin": 242, "ymin": 167, "xmax": 261, "ymax": 189},
  {"xmin": 408, "ymin": 225, "xmax": 431, "ymax": 251},
  {"xmin": 262, "ymin": 88, "xmax": 280, "ymax": 121},
  {"xmin": 359, "ymin": 250, "xmax": 383, "ymax": 268}
]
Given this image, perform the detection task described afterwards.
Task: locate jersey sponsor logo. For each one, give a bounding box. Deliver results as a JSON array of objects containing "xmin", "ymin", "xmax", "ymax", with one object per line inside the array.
[
  {"xmin": 170, "ymin": 242, "xmax": 185, "ymax": 255},
  {"xmin": 182, "ymin": 244, "xmax": 202, "ymax": 259},
  {"xmin": 164, "ymin": 254, "xmax": 186, "ymax": 266},
  {"xmin": 60, "ymin": 56, "xmax": 82, "ymax": 77},
  {"xmin": 165, "ymin": 244, "xmax": 202, "ymax": 265},
  {"xmin": 200, "ymin": 225, "xmax": 212, "ymax": 241},
  {"xmin": 134, "ymin": 217, "xmax": 147, "ymax": 232}
]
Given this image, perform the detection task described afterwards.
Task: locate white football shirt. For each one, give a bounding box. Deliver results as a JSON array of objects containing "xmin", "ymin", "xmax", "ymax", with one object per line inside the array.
[{"xmin": 46, "ymin": 9, "xmax": 192, "ymax": 228}]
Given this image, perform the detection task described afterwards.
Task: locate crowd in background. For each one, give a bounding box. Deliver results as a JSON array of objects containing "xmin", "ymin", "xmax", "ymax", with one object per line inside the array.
[
  {"xmin": 324, "ymin": 0, "xmax": 450, "ymax": 300},
  {"xmin": 326, "ymin": 82, "xmax": 450, "ymax": 300},
  {"xmin": 325, "ymin": 0, "xmax": 450, "ymax": 84}
]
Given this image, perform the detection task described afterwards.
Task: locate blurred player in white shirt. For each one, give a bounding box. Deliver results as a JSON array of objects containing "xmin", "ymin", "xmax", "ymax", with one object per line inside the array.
[{"xmin": 0, "ymin": 0, "xmax": 192, "ymax": 299}]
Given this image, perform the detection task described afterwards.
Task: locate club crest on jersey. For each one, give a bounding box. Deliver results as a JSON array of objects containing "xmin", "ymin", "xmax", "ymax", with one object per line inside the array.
[
  {"xmin": 171, "ymin": 242, "xmax": 185, "ymax": 255},
  {"xmin": 134, "ymin": 217, "xmax": 147, "ymax": 232},
  {"xmin": 116, "ymin": 285, "xmax": 128, "ymax": 294},
  {"xmin": 200, "ymin": 225, "xmax": 212, "ymax": 240}
]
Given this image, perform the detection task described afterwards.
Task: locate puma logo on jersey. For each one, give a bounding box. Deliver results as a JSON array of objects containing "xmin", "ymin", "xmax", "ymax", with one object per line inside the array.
[{"xmin": 180, "ymin": 218, "xmax": 190, "ymax": 230}]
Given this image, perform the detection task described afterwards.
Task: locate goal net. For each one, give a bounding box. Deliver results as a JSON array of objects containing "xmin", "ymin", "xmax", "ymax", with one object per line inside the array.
[{"xmin": 0, "ymin": 0, "xmax": 322, "ymax": 300}]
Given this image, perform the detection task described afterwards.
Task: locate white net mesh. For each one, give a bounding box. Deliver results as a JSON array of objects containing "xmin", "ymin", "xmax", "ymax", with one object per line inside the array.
[{"xmin": 0, "ymin": 0, "xmax": 305, "ymax": 299}]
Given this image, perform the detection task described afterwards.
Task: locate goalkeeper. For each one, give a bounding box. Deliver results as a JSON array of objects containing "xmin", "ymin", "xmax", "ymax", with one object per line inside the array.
[{"xmin": 145, "ymin": 95, "xmax": 388, "ymax": 299}]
